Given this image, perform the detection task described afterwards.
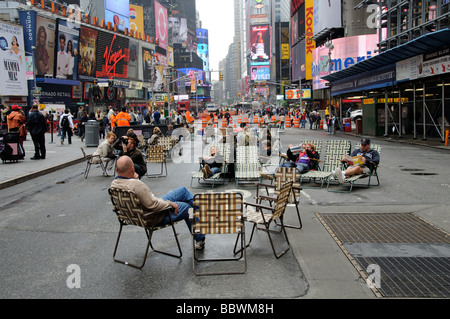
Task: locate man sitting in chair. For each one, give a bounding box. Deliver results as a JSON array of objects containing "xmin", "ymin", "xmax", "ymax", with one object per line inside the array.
[
  {"xmin": 111, "ymin": 156, "xmax": 206, "ymax": 249},
  {"xmin": 117, "ymin": 136, "xmax": 147, "ymax": 179},
  {"xmin": 200, "ymin": 146, "xmax": 224, "ymax": 179},
  {"xmin": 334, "ymin": 138, "xmax": 380, "ymax": 184}
]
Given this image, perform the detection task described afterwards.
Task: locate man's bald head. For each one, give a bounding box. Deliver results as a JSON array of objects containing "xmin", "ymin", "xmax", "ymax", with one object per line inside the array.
[{"xmin": 116, "ymin": 156, "xmax": 134, "ymax": 177}]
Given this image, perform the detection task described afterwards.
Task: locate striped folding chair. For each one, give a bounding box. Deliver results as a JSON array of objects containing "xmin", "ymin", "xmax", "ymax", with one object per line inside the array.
[
  {"xmin": 256, "ymin": 167, "xmax": 303, "ymax": 229},
  {"xmin": 146, "ymin": 145, "xmax": 167, "ymax": 177},
  {"xmin": 239, "ymin": 181, "xmax": 293, "ymax": 259},
  {"xmin": 192, "ymin": 192, "xmax": 246, "ymax": 275},
  {"xmin": 108, "ymin": 187, "xmax": 182, "ymax": 269}
]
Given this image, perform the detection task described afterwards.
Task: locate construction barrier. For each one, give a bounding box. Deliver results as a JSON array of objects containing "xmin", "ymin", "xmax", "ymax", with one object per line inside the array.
[
  {"xmin": 285, "ymin": 116, "xmax": 291, "ymax": 128},
  {"xmin": 271, "ymin": 116, "xmax": 276, "ymax": 124},
  {"xmin": 319, "ymin": 119, "xmax": 323, "ymax": 130},
  {"xmin": 293, "ymin": 117, "xmax": 300, "ymax": 128},
  {"xmin": 222, "ymin": 118, "xmax": 227, "ymax": 128},
  {"xmin": 238, "ymin": 115, "xmax": 242, "ymax": 124},
  {"xmin": 254, "ymin": 115, "xmax": 259, "ymax": 124}
]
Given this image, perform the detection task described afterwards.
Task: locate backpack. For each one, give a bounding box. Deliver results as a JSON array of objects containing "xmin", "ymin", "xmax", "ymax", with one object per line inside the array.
[{"xmin": 61, "ymin": 115, "xmax": 69, "ymax": 129}]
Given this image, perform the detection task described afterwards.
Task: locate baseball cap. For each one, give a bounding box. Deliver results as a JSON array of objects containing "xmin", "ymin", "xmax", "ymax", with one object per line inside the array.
[
  {"xmin": 11, "ymin": 105, "xmax": 21, "ymax": 110},
  {"xmin": 361, "ymin": 138, "xmax": 371, "ymax": 145}
]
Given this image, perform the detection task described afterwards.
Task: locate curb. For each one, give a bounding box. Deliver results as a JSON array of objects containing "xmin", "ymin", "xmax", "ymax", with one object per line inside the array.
[{"xmin": 0, "ymin": 157, "xmax": 85, "ymax": 190}]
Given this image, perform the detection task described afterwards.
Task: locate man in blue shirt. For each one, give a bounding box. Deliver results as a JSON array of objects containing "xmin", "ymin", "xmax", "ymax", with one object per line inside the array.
[{"xmin": 335, "ymin": 138, "xmax": 380, "ymax": 184}]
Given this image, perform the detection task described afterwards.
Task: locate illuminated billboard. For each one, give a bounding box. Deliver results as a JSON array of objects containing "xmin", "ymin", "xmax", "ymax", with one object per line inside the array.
[
  {"xmin": 249, "ymin": 25, "xmax": 271, "ymax": 66},
  {"xmin": 197, "ymin": 28, "xmax": 209, "ymax": 78},
  {"xmin": 285, "ymin": 88, "xmax": 311, "ymax": 100},
  {"xmin": 250, "ymin": 65, "xmax": 270, "ymax": 81},
  {"xmin": 312, "ymin": 34, "xmax": 379, "ymax": 90},
  {"xmin": 96, "ymin": 31, "xmax": 129, "ymax": 79}
]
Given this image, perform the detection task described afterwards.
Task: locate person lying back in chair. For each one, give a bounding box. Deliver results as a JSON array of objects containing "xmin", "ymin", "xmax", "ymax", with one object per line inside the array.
[
  {"xmin": 200, "ymin": 146, "xmax": 224, "ymax": 179},
  {"xmin": 333, "ymin": 138, "xmax": 380, "ymax": 184},
  {"xmin": 280, "ymin": 143, "xmax": 319, "ymax": 173},
  {"xmin": 111, "ymin": 156, "xmax": 206, "ymax": 250}
]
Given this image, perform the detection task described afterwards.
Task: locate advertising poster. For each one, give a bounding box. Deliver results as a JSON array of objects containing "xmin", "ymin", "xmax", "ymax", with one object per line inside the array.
[
  {"xmin": 55, "ymin": 19, "xmax": 80, "ymax": 80},
  {"xmin": 127, "ymin": 39, "xmax": 139, "ymax": 79},
  {"xmin": 96, "ymin": 31, "xmax": 129, "ymax": 79},
  {"xmin": 143, "ymin": 47, "xmax": 156, "ymax": 82},
  {"xmin": 0, "ymin": 22, "xmax": 27, "ymax": 96},
  {"xmin": 168, "ymin": 17, "xmax": 187, "ymax": 44},
  {"xmin": 78, "ymin": 26, "xmax": 97, "ymax": 81},
  {"xmin": 249, "ymin": 25, "xmax": 271, "ymax": 66},
  {"xmin": 35, "ymin": 16, "xmax": 56, "ymax": 77},
  {"xmin": 129, "ymin": 4, "xmax": 144, "ymax": 36},
  {"xmin": 154, "ymin": 0, "xmax": 168, "ymax": 49}
]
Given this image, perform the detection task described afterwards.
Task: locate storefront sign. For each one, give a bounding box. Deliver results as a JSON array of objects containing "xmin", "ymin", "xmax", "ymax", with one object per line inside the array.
[
  {"xmin": 96, "ymin": 31, "xmax": 129, "ymax": 78},
  {"xmin": 331, "ymin": 65, "xmax": 396, "ymax": 96}
]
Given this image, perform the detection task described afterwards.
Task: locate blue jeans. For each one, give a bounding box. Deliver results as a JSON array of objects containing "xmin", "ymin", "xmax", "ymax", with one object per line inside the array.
[
  {"xmin": 159, "ymin": 187, "xmax": 205, "ymax": 242},
  {"xmin": 209, "ymin": 166, "xmax": 221, "ymax": 177},
  {"xmin": 280, "ymin": 162, "xmax": 309, "ymax": 173}
]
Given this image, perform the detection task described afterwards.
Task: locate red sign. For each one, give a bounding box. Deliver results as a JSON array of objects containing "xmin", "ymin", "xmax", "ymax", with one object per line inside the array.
[{"xmin": 96, "ymin": 31, "xmax": 129, "ymax": 78}]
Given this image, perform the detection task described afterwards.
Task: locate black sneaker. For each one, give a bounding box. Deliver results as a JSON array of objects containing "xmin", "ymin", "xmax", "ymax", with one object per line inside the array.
[
  {"xmin": 195, "ymin": 239, "xmax": 205, "ymax": 250},
  {"xmin": 30, "ymin": 157, "xmax": 40, "ymax": 160}
]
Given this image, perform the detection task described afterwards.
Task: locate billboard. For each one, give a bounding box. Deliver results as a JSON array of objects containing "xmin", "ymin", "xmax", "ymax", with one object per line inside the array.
[
  {"xmin": 154, "ymin": 0, "xmax": 168, "ymax": 49},
  {"xmin": 285, "ymin": 88, "xmax": 311, "ymax": 100},
  {"xmin": 0, "ymin": 22, "xmax": 27, "ymax": 96},
  {"xmin": 249, "ymin": 25, "xmax": 271, "ymax": 66},
  {"xmin": 305, "ymin": 0, "xmax": 315, "ymax": 80},
  {"xmin": 250, "ymin": 65, "xmax": 270, "ymax": 81},
  {"xmin": 129, "ymin": 5, "xmax": 144, "ymax": 36},
  {"xmin": 96, "ymin": 31, "xmax": 129, "ymax": 79},
  {"xmin": 313, "ymin": 0, "xmax": 342, "ymax": 36},
  {"xmin": 55, "ymin": 19, "xmax": 80, "ymax": 80},
  {"xmin": 105, "ymin": 0, "xmax": 129, "ymax": 17},
  {"xmin": 197, "ymin": 28, "xmax": 209, "ymax": 79},
  {"xmin": 312, "ymin": 34, "xmax": 379, "ymax": 90},
  {"xmin": 127, "ymin": 39, "xmax": 139, "ymax": 80},
  {"xmin": 78, "ymin": 26, "xmax": 98, "ymax": 81},
  {"xmin": 105, "ymin": 10, "xmax": 130, "ymax": 32},
  {"xmin": 35, "ymin": 16, "xmax": 56, "ymax": 77},
  {"xmin": 168, "ymin": 17, "xmax": 187, "ymax": 44}
]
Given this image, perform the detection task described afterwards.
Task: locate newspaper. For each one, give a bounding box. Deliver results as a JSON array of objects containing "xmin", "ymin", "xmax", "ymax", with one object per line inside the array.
[{"xmin": 343, "ymin": 155, "xmax": 365, "ymax": 166}]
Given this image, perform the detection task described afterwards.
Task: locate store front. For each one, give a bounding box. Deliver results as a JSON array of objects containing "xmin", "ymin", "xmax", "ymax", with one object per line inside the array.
[{"xmin": 324, "ymin": 29, "xmax": 450, "ymax": 142}]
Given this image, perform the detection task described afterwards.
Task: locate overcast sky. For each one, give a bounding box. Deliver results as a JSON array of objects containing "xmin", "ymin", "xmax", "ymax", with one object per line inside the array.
[{"xmin": 196, "ymin": 0, "xmax": 234, "ymax": 80}]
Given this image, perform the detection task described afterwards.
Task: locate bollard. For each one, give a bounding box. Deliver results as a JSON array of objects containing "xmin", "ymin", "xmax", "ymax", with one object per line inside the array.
[{"xmin": 446, "ymin": 130, "xmax": 449, "ymax": 146}]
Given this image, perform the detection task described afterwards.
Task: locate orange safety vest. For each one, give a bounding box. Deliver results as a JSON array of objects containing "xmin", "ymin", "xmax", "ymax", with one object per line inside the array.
[
  {"xmin": 110, "ymin": 113, "xmax": 117, "ymax": 129},
  {"xmin": 115, "ymin": 112, "xmax": 131, "ymax": 127}
]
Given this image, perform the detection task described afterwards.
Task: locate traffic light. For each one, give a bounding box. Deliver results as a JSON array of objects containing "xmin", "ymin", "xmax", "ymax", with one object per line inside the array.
[{"xmin": 219, "ymin": 72, "xmax": 223, "ymax": 81}]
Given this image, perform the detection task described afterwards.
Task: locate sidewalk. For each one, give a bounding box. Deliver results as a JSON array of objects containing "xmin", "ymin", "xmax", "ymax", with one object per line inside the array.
[{"xmin": 0, "ymin": 132, "xmax": 91, "ymax": 190}]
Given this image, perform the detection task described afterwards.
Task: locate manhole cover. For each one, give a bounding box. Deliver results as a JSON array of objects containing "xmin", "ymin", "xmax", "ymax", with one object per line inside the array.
[{"xmin": 411, "ymin": 173, "xmax": 438, "ymax": 176}]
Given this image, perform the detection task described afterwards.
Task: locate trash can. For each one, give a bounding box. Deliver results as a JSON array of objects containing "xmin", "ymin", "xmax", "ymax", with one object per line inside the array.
[
  {"xmin": 356, "ymin": 119, "xmax": 363, "ymax": 134},
  {"xmin": 85, "ymin": 120, "xmax": 99, "ymax": 147},
  {"xmin": 343, "ymin": 118, "xmax": 352, "ymax": 132}
]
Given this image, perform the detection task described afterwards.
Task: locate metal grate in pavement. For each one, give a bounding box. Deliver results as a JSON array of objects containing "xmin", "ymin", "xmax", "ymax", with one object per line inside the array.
[
  {"xmin": 317, "ymin": 213, "xmax": 450, "ymax": 244},
  {"xmin": 316, "ymin": 213, "xmax": 450, "ymax": 298},
  {"xmin": 355, "ymin": 256, "xmax": 450, "ymax": 298}
]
